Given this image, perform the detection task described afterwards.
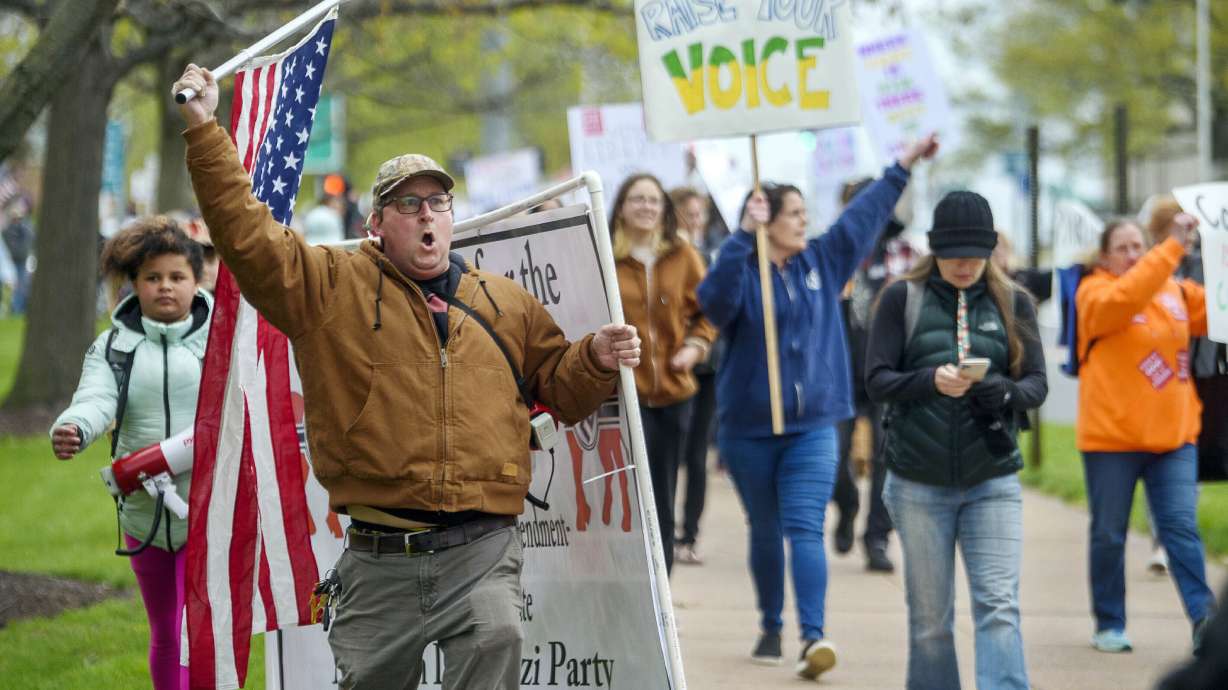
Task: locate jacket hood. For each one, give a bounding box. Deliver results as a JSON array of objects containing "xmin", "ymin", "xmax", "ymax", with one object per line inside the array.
[{"xmin": 111, "ymin": 289, "xmax": 213, "ymax": 340}]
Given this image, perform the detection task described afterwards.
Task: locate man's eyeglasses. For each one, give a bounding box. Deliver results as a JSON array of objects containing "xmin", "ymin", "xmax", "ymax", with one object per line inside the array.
[{"xmin": 385, "ymin": 192, "xmax": 454, "ymax": 215}]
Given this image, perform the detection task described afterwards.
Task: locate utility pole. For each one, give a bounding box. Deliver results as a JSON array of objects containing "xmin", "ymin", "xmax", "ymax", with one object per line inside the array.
[
  {"xmin": 1027, "ymin": 125, "xmax": 1042, "ymax": 469},
  {"xmin": 480, "ymin": 27, "xmax": 514, "ymax": 155},
  {"xmin": 1197, "ymin": 0, "xmax": 1212, "ymax": 181},
  {"xmin": 1114, "ymin": 104, "xmax": 1129, "ymax": 215}
]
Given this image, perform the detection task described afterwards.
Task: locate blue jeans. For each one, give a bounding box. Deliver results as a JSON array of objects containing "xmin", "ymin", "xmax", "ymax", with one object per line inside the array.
[
  {"xmin": 883, "ymin": 472, "xmax": 1028, "ymax": 690},
  {"xmin": 1083, "ymin": 444, "xmax": 1214, "ymax": 632},
  {"xmin": 720, "ymin": 426, "xmax": 837, "ymax": 641}
]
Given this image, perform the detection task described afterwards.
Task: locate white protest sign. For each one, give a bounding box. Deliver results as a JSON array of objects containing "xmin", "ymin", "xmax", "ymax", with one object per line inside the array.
[
  {"xmin": 464, "ymin": 148, "xmax": 542, "ymax": 213},
  {"xmin": 1050, "ymin": 197, "xmax": 1103, "ymax": 267},
  {"xmin": 693, "ymin": 130, "xmax": 814, "ymax": 233},
  {"xmin": 694, "ymin": 126, "xmax": 868, "ymax": 234},
  {"xmin": 1173, "ymin": 183, "xmax": 1228, "ymax": 343},
  {"xmin": 567, "ymin": 103, "xmax": 688, "ymax": 200},
  {"xmin": 269, "ymin": 205, "xmax": 676, "ymax": 689},
  {"xmin": 634, "ymin": 0, "xmax": 861, "ymax": 142},
  {"xmin": 853, "ymin": 31, "xmax": 957, "ymax": 164},
  {"xmin": 809, "ymin": 126, "xmax": 865, "ymax": 229}
]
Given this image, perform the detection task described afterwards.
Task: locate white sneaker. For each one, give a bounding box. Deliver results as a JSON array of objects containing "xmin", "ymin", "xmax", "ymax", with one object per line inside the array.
[
  {"xmin": 675, "ymin": 543, "xmax": 704, "ymax": 565},
  {"xmin": 796, "ymin": 639, "xmax": 837, "ymax": 680},
  {"xmin": 1147, "ymin": 546, "xmax": 1168, "ymax": 575}
]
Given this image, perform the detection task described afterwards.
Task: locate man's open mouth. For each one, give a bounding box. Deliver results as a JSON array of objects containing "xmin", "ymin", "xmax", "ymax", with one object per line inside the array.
[{"xmin": 422, "ymin": 231, "xmax": 435, "ymax": 247}]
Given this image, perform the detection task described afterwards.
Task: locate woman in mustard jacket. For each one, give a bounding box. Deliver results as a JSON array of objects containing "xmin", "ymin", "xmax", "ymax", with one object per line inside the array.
[{"xmin": 610, "ymin": 173, "xmax": 716, "ymax": 574}]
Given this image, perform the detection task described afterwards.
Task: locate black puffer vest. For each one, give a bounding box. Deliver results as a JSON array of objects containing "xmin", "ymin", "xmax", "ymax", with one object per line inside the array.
[{"xmin": 883, "ymin": 273, "xmax": 1022, "ymax": 487}]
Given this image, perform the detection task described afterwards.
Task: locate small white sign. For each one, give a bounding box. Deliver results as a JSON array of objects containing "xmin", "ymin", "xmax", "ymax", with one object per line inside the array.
[
  {"xmin": 1050, "ymin": 198, "xmax": 1103, "ymax": 268},
  {"xmin": 566, "ymin": 103, "xmax": 688, "ymax": 200},
  {"xmin": 1173, "ymin": 183, "xmax": 1228, "ymax": 344},
  {"xmin": 853, "ymin": 31, "xmax": 957, "ymax": 164},
  {"xmin": 463, "ymin": 148, "xmax": 542, "ymax": 213}
]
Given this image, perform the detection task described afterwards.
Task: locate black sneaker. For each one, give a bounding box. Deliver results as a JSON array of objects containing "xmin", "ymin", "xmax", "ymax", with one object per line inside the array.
[
  {"xmin": 865, "ymin": 543, "xmax": 895, "ymax": 573},
  {"xmin": 750, "ymin": 631, "xmax": 783, "ymax": 666},
  {"xmin": 1193, "ymin": 617, "xmax": 1209, "ymax": 657},
  {"xmin": 834, "ymin": 514, "xmax": 855, "ymax": 554},
  {"xmin": 796, "ymin": 638, "xmax": 837, "ymax": 680}
]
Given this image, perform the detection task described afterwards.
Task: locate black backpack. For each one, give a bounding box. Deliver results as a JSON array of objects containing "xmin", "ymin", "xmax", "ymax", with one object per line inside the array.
[{"xmin": 103, "ymin": 328, "xmax": 135, "ymax": 459}]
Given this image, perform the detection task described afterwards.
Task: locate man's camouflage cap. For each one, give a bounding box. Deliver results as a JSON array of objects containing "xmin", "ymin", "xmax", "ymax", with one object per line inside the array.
[{"xmin": 371, "ymin": 154, "xmax": 455, "ymax": 205}]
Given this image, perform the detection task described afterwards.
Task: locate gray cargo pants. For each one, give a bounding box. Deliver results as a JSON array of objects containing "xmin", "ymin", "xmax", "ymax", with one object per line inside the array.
[{"xmin": 327, "ymin": 525, "xmax": 524, "ymax": 689}]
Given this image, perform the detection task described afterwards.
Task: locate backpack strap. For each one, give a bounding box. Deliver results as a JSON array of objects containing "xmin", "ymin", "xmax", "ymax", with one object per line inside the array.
[
  {"xmin": 904, "ymin": 279, "xmax": 924, "ymax": 347},
  {"xmin": 104, "ymin": 328, "xmax": 136, "ymax": 459}
]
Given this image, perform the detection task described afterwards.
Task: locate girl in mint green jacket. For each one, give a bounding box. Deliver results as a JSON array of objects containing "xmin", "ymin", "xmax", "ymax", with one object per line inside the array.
[{"xmin": 51, "ymin": 217, "xmax": 211, "ymax": 690}]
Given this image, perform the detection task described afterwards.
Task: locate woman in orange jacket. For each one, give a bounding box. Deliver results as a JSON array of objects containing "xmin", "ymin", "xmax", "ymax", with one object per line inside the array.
[
  {"xmin": 1076, "ymin": 215, "xmax": 1215, "ymax": 654},
  {"xmin": 610, "ymin": 173, "xmax": 716, "ymax": 574}
]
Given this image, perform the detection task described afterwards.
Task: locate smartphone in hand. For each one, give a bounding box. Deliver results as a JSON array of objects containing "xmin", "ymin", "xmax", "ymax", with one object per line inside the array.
[{"xmin": 958, "ymin": 357, "xmax": 991, "ymax": 382}]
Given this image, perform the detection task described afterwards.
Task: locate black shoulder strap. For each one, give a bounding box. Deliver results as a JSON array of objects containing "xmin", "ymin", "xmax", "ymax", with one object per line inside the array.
[
  {"xmin": 433, "ymin": 292, "xmax": 536, "ymax": 409},
  {"xmin": 105, "ymin": 328, "xmax": 136, "ymax": 459}
]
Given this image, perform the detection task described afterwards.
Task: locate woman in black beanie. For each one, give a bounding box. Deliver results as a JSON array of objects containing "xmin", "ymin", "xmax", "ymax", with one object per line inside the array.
[{"xmin": 865, "ymin": 190, "xmax": 1048, "ymax": 690}]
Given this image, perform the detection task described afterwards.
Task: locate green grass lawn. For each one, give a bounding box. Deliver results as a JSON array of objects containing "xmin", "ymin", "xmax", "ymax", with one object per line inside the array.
[
  {"xmin": 1020, "ymin": 424, "xmax": 1228, "ymax": 563},
  {"xmin": 0, "ymin": 317, "xmax": 265, "ymax": 688}
]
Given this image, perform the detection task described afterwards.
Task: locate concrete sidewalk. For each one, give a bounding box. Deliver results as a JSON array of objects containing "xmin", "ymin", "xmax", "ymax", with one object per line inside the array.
[{"xmin": 669, "ymin": 472, "xmax": 1224, "ymax": 689}]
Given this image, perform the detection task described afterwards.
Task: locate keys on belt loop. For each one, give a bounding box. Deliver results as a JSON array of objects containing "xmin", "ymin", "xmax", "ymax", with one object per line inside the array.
[{"xmin": 310, "ymin": 569, "xmax": 341, "ymax": 630}]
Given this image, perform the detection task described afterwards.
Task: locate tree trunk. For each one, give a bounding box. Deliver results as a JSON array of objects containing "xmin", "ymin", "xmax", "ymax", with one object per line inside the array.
[
  {"xmin": 3, "ymin": 40, "xmax": 114, "ymax": 413},
  {"xmin": 1213, "ymin": 102, "xmax": 1228, "ymax": 170},
  {"xmin": 155, "ymin": 51, "xmax": 195, "ymax": 213},
  {"xmin": 0, "ymin": 0, "xmax": 120, "ymax": 164},
  {"xmin": 157, "ymin": 48, "xmax": 235, "ymax": 213}
]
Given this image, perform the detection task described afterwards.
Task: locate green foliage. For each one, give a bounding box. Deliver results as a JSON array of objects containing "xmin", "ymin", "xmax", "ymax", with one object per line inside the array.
[
  {"xmin": 0, "ymin": 14, "xmax": 37, "ymax": 79},
  {"xmin": 328, "ymin": 6, "xmax": 639, "ymax": 198},
  {"xmin": 1020, "ymin": 424, "xmax": 1228, "ymax": 555},
  {"xmin": 974, "ymin": 0, "xmax": 1228, "ymax": 161}
]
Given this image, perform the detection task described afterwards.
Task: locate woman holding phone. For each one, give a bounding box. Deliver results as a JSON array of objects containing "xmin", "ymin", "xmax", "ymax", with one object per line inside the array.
[{"xmin": 865, "ymin": 191, "xmax": 1048, "ymax": 690}]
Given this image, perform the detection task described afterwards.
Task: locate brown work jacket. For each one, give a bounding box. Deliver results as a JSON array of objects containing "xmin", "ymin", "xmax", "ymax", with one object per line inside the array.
[{"xmin": 185, "ymin": 120, "xmax": 617, "ymax": 515}]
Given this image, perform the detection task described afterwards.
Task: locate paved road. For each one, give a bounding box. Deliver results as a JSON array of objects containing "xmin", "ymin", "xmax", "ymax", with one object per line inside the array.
[{"xmin": 670, "ymin": 470, "xmax": 1223, "ymax": 689}]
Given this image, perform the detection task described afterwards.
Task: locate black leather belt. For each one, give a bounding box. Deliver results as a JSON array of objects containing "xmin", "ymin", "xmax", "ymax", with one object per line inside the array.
[{"xmin": 346, "ymin": 515, "xmax": 516, "ymax": 556}]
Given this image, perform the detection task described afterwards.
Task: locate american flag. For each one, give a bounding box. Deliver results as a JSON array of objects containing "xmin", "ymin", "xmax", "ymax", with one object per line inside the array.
[{"xmin": 186, "ymin": 9, "xmax": 336, "ymax": 690}]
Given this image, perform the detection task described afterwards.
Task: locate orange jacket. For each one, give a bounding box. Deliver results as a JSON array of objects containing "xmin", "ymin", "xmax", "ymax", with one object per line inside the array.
[
  {"xmin": 1076, "ymin": 237, "xmax": 1207, "ymax": 452},
  {"xmin": 616, "ymin": 240, "xmax": 717, "ymax": 407}
]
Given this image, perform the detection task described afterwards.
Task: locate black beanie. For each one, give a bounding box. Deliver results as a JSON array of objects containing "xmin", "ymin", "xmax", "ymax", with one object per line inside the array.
[{"xmin": 927, "ymin": 191, "xmax": 998, "ymax": 259}]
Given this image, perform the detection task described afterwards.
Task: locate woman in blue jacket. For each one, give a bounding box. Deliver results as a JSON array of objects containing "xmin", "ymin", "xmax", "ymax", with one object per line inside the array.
[{"xmin": 698, "ymin": 135, "xmax": 937, "ymax": 680}]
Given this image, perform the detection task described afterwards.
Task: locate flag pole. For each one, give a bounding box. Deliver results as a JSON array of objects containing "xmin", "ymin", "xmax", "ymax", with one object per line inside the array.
[
  {"xmin": 174, "ymin": 0, "xmax": 342, "ymax": 104},
  {"xmin": 750, "ymin": 134, "xmax": 785, "ymax": 434}
]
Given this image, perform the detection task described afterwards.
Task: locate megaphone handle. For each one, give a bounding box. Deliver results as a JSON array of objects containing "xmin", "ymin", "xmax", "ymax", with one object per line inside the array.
[{"xmin": 162, "ymin": 490, "xmax": 189, "ymax": 520}]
